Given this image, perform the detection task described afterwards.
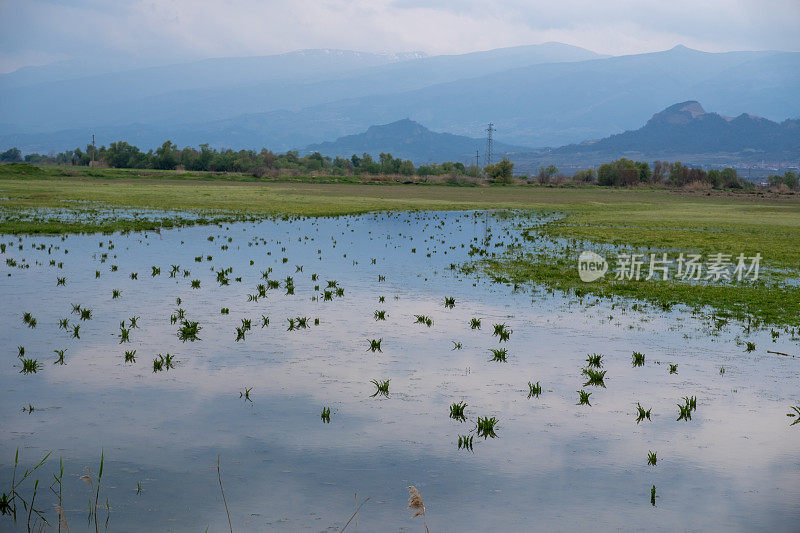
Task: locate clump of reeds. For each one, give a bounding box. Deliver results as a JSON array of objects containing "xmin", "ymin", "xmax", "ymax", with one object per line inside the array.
[
  {"xmin": 528, "ymin": 381, "xmax": 542, "ymax": 398},
  {"xmin": 632, "ymin": 351, "xmax": 645, "ymax": 367}
]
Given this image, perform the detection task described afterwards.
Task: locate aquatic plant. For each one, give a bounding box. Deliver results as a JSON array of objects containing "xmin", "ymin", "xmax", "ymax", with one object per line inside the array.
[
  {"xmin": 745, "ymin": 341, "xmax": 756, "ymax": 352},
  {"xmin": 58, "ymin": 318, "xmax": 69, "ymax": 330},
  {"xmin": 80, "ymin": 308, "xmax": 92, "ymax": 321},
  {"xmin": 577, "ymin": 389, "xmax": 592, "ymax": 406},
  {"xmin": 124, "ymin": 350, "xmax": 136, "ymax": 363},
  {"xmin": 177, "ymin": 320, "xmax": 201, "ymax": 342},
  {"xmin": 129, "ymin": 316, "xmax": 139, "ymax": 328},
  {"xmin": 719, "ymin": 366, "xmax": 725, "ymax": 375},
  {"xmin": 20, "ymin": 358, "xmax": 41, "ymax": 374},
  {"xmin": 470, "ymin": 317, "xmax": 481, "ymax": 329},
  {"xmin": 112, "ymin": 289, "xmax": 121, "ymax": 299},
  {"xmin": 669, "ymin": 364, "xmax": 678, "ymax": 374},
  {"xmin": 489, "ymin": 348, "xmax": 507, "ymax": 362},
  {"xmin": 528, "ymin": 381, "xmax": 542, "ymax": 398},
  {"xmin": 71, "ymin": 303, "xmax": 81, "ymax": 314},
  {"xmin": 235, "ymin": 326, "xmax": 246, "ymax": 342},
  {"xmin": 151, "ymin": 266, "xmax": 160, "ymax": 277},
  {"xmin": 370, "ymin": 379, "xmax": 390, "ymax": 397},
  {"xmin": 286, "ymin": 318, "xmax": 296, "ymax": 331},
  {"xmin": 457, "ymin": 434, "xmax": 474, "ymax": 451},
  {"xmin": 191, "ymin": 279, "xmax": 201, "ymax": 289},
  {"xmin": 476, "ymin": 416, "xmax": 498, "ymax": 438},
  {"xmin": 414, "ymin": 315, "xmax": 433, "ymax": 327},
  {"xmin": 452, "ymin": 341, "xmax": 462, "ymax": 350},
  {"xmin": 261, "ymin": 315, "xmax": 270, "ymax": 327},
  {"xmin": 586, "ymin": 353, "xmax": 603, "ymax": 368},
  {"xmin": 651, "ymin": 485, "xmax": 657, "ymax": 506},
  {"xmin": 492, "ymin": 323, "xmax": 512, "ymax": 342},
  {"xmin": 374, "ymin": 310, "xmax": 386, "ymax": 321},
  {"xmin": 449, "ymin": 402, "xmax": 467, "ymax": 421},
  {"xmin": 368, "ymin": 339, "xmax": 383, "ymax": 352},
  {"xmin": 118, "ymin": 327, "xmax": 131, "ymax": 344},
  {"xmin": 636, "ymin": 403, "xmax": 651, "ymax": 423},
  {"xmin": 296, "ymin": 317, "xmax": 309, "ymax": 329},
  {"xmin": 582, "ymin": 367, "xmax": 607, "ymax": 387},
  {"xmin": 632, "ymin": 351, "xmax": 646, "ymax": 367},
  {"xmin": 321, "ymin": 406, "xmax": 331, "ymax": 423},
  {"xmin": 647, "ymin": 451, "xmax": 657, "ymax": 466},
  {"xmin": 56, "ymin": 277, "xmax": 66, "ymax": 286},
  {"xmin": 444, "ymin": 297, "xmax": 455, "ymax": 309},
  {"xmin": 787, "ymin": 406, "xmax": 800, "ymax": 426},
  {"xmin": 676, "ymin": 403, "xmax": 692, "ymax": 421},
  {"xmin": 240, "ymin": 387, "xmax": 253, "ymax": 402},
  {"xmin": 71, "ymin": 325, "xmax": 80, "ymax": 339},
  {"xmin": 53, "ymin": 349, "xmax": 66, "ymax": 365}
]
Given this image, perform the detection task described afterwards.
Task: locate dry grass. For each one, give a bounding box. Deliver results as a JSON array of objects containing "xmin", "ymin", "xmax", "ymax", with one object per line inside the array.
[{"xmin": 407, "ymin": 486, "xmax": 429, "ymax": 532}]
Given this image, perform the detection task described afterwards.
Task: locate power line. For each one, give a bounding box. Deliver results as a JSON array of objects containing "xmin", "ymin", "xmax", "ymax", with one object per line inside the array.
[{"xmin": 484, "ymin": 122, "xmax": 494, "ymax": 166}]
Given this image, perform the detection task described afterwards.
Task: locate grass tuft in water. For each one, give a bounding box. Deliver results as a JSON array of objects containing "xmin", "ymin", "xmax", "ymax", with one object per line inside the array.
[
  {"xmin": 647, "ymin": 451, "xmax": 657, "ymax": 466},
  {"xmin": 449, "ymin": 402, "xmax": 467, "ymax": 421},
  {"xmin": 585, "ymin": 353, "xmax": 603, "ymax": 368},
  {"xmin": 582, "ymin": 367, "xmax": 607, "ymax": 387},
  {"xmin": 476, "ymin": 416, "xmax": 498, "ymax": 439},
  {"xmin": 20, "ymin": 358, "xmax": 41, "ymax": 374},
  {"xmin": 370, "ymin": 379, "xmax": 390, "ymax": 398},
  {"xmin": 489, "ymin": 348, "xmax": 507, "ymax": 362},
  {"xmin": 527, "ymin": 381, "xmax": 542, "ymax": 398},
  {"xmin": 470, "ymin": 317, "xmax": 481, "ymax": 330},
  {"xmin": 632, "ymin": 351, "xmax": 646, "ymax": 367},
  {"xmin": 367, "ymin": 339, "xmax": 382, "ymax": 352},
  {"xmin": 177, "ymin": 320, "xmax": 201, "ymax": 342},
  {"xmin": 636, "ymin": 402, "xmax": 652, "ymax": 423},
  {"xmin": 577, "ymin": 389, "xmax": 592, "ymax": 406}
]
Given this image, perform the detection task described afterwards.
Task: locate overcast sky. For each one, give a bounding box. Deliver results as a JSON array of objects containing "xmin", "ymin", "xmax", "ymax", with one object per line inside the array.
[{"xmin": 1, "ymin": 0, "xmax": 799, "ymax": 73}]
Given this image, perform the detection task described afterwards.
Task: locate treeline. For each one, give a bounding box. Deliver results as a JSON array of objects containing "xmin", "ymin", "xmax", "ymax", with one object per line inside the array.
[
  {"xmin": 0, "ymin": 142, "xmax": 478, "ymax": 177},
  {"xmin": 3, "ymin": 144, "xmax": 796, "ymax": 190}
]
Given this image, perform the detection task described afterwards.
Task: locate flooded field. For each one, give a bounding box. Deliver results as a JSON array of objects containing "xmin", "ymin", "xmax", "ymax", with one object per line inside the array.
[{"xmin": 1, "ymin": 210, "xmax": 798, "ymax": 531}]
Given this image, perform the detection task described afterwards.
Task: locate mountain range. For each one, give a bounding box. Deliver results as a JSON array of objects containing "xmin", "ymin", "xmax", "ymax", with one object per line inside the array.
[
  {"xmin": 302, "ymin": 103, "xmax": 799, "ymax": 171},
  {"xmin": 0, "ymin": 43, "xmax": 798, "ymax": 157}
]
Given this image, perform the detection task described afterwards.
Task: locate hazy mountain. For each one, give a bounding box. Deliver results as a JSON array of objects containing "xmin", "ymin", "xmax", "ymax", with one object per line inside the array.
[
  {"xmin": 0, "ymin": 43, "xmax": 600, "ymax": 135},
  {"xmin": 2, "ymin": 45, "xmax": 799, "ymax": 156},
  {"xmin": 540, "ymin": 101, "xmax": 800, "ymax": 165},
  {"xmin": 305, "ymin": 119, "xmax": 528, "ymax": 165}
]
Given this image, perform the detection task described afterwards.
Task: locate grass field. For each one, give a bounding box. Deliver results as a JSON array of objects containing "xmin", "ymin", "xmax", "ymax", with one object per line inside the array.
[{"xmin": 1, "ymin": 163, "xmax": 798, "ymax": 325}]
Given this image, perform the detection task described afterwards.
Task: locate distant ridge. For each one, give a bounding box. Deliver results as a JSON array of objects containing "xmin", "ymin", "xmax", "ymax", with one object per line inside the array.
[
  {"xmin": 305, "ymin": 119, "xmax": 529, "ymax": 165},
  {"xmin": 550, "ymin": 100, "xmax": 800, "ymax": 163}
]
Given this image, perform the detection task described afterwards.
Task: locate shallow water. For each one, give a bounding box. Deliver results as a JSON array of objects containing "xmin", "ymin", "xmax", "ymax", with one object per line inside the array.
[{"xmin": 1, "ymin": 211, "xmax": 798, "ymax": 532}]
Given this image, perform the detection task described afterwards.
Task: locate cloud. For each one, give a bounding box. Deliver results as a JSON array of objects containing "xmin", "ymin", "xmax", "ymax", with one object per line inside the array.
[{"xmin": 0, "ymin": 0, "xmax": 798, "ymax": 73}]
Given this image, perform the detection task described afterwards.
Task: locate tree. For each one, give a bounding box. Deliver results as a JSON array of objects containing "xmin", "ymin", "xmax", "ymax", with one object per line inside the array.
[
  {"xmin": 721, "ymin": 167, "xmax": 739, "ymax": 188},
  {"xmin": 572, "ymin": 168, "xmax": 596, "ymax": 183},
  {"xmin": 536, "ymin": 165, "xmax": 558, "ymax": 184},
  {"xmin": 597, "ymin": 163, "xmax": 615, "ymax": 186},
  {"xmin": 0, "ymin": 147, "xmax": 22, "ymax": 162},
  {"xmin": 485, "ymin": 158, "xmax": 514, "ymax": 184},
  {"xmin": 153, "ymin": 141, "xmax": 179, "ymax": 170}
]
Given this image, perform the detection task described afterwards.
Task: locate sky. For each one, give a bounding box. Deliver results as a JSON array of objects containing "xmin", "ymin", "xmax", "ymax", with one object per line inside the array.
[{"xmin": 1, "ymin": 0, "xmax": 799, "ymax": 73}]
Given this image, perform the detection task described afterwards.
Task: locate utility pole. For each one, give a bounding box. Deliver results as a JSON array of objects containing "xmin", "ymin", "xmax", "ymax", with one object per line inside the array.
[
  {"xmin": 484, "ymin": 123, "xmax": 494, "ymax": 166},
  {"xmin": 475, "ymin": 148, "xmax": 480, "ymax": 169},
  {"xmin": 91, "ymin": 133, "xmax": 96, "ymax": 164}
]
